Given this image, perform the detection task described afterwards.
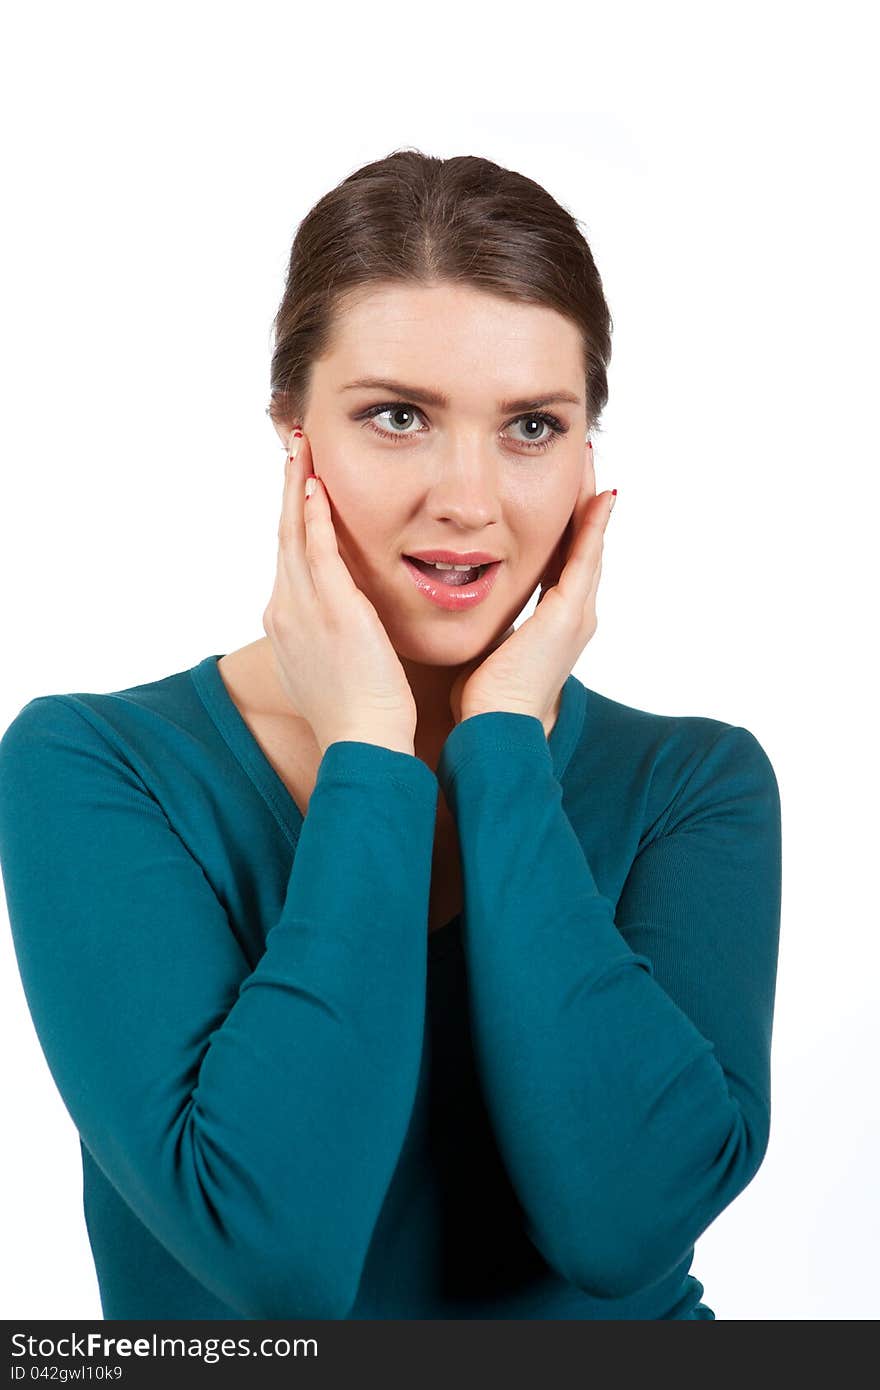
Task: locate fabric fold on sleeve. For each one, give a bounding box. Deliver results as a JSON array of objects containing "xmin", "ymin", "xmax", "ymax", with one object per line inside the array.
[{"xmin": 436, "ymin": 710, "xmax": 782, "ymax": 1301}]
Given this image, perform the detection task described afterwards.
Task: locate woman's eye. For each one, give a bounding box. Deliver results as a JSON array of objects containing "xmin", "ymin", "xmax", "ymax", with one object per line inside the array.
[
  {"xmin": 366, "ymin": 404, "xmax": 425, "ymax": 438},
  {"xmin": 507, "ymin": 415, "xmax": 561, "ymax": 450},
  {"xmin": 358, "ymin": 402, "xmax": 568, "ymax": 454}
]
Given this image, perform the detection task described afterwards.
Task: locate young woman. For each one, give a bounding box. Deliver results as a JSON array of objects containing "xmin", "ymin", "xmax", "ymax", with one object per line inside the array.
[{"xmin": 0, "ymin": 149, "xmax": 781, "ymax": 1321}]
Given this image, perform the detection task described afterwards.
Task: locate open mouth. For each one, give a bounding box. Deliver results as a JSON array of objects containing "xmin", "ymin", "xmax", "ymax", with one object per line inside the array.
[
  {"xmin": 403, "ymin": 556, "xmax": 492, "ymax": 586},
  {"xmin": 400, "ymin": 555, "xmax": 503, "ymax": 609}
]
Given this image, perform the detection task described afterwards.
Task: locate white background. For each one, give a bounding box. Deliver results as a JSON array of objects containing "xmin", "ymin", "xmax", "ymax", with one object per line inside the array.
[{"xmin": 1, "ymin": 0, "xmax": 877, "ymax": 1320}]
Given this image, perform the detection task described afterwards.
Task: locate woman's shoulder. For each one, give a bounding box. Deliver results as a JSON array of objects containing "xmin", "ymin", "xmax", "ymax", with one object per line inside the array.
[
  {"xmin": 572, "ymin": 677, "xmax": 779, "ymax": 822},
  {"xmin": 0, "ymin": 656, "xmax": 221, "ymax": 815},
  {"xmin": 578, "ymin": 677, "xmax": 771, "ymax": 758},
  {"xmin": 1, "ymin": 655, "xmax": 210, "ymax": 748}
]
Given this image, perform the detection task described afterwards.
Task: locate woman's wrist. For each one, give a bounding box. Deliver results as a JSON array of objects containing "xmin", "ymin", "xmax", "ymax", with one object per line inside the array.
[{"xmin": 320, "ymin": 729, "xmax": 416, "ymax": 758}]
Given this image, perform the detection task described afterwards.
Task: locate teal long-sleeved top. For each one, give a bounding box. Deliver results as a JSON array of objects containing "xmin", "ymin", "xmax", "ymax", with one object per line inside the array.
[{"xmin": 0, "ymin": 653, "xmax": 782, "ymax": 1321}]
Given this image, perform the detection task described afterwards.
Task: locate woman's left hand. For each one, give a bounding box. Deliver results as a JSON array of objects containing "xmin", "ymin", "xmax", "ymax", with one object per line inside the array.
[{"xmin": 449, "ymin": 443, "xmax": 616, "ymax": 735}]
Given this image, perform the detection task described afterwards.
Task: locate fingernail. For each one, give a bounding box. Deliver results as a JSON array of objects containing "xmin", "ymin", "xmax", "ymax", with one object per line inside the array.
[
  {"xmin": 288, "ymin": 428, "xmax": 304, "ymax": 461},
  {"xmin": 304, "ymin": 476, "xmax": 317, "ymax": 500},
  {"xmin": 609, "ymin": 489, "xmax": 617, "ymax": 512}
]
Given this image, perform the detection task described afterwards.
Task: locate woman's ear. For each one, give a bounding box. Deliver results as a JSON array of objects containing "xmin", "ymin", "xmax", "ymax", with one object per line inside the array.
[{"xmin": 270, "ymin": 416, "xmax": 302, "ymax": 449}]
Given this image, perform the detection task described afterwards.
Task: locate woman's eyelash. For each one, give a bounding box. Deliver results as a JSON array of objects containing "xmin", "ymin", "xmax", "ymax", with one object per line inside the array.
[{"xmin": 356, "ymin": 401, "xmax": 569, "ymax": 453}]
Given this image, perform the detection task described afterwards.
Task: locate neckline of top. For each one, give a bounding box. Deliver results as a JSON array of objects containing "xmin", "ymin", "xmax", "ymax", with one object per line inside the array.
[{"xmin": 189, "ymin": 652, "xmax": 588, "ymax": 955}]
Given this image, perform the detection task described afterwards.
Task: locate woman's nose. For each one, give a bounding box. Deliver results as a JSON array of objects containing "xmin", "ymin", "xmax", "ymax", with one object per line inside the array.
[{"xmin": 423, "ymin": 456, "xmax": 503, "ymax": 529}]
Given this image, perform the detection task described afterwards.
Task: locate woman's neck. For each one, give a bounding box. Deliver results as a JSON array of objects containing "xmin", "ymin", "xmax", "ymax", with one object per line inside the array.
[{"xmin": 246, "ymin": 630, "xmax": 561, "ymax": 757}]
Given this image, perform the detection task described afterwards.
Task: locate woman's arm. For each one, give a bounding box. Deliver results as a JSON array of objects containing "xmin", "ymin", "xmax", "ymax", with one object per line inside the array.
[
  {"xmin": 437, "ymin": 711, "xmax": 782, "ymax": 1300},
  {"xmin": 0, "ymin": 694, "xmax": 438, "ymax": 1319}
]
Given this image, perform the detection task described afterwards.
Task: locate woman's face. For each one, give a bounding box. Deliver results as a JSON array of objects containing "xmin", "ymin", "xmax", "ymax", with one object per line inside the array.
[{"xmin": 277, "ymin": 282, "xmax": 589, "ymax": 670}]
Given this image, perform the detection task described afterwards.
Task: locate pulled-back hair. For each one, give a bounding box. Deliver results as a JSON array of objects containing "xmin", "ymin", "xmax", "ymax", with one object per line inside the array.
[{"xmin": 267, "ymin": 148, "xmax": 613, "ymax": 435}]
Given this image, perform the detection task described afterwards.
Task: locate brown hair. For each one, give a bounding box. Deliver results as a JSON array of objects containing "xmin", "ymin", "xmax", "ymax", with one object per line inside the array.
[{"xmin": 266, "ymin": 147, "xmax": 613, "ymax": 436}]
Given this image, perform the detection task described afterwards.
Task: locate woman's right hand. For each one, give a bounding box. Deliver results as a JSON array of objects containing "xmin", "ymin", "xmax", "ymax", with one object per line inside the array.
[{"xmin": 262, "ymin": 428, "xmax": 418, "ymax": 758}]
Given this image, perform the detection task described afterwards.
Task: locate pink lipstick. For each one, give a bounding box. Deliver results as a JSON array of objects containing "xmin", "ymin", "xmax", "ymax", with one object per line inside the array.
[{"xmin": 401, "ymin": 555, "xmax": 503, "ymax": 611}]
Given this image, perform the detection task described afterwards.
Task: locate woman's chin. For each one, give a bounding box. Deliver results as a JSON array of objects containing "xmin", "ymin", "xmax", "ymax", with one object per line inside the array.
[{"xmin": 386, "ymin": 620, "xmax": 516, "ymax": 669}]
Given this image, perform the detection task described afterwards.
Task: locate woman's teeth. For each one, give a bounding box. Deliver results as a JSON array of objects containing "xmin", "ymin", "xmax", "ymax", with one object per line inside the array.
[{"xmin": 407, "ymin": 556, "xmax": 487, "ymax": 586}]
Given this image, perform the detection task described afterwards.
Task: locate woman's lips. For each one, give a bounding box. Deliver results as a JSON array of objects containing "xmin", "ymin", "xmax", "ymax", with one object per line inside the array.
[{"xmin": 401, "ymin": 556, "xmax": 502, "ymax": 611}]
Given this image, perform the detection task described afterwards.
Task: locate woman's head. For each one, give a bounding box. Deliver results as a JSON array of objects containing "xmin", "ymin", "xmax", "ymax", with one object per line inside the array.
[{"xmin": 266, "ymin": 149, "xmax": 613, "ymax": 672}]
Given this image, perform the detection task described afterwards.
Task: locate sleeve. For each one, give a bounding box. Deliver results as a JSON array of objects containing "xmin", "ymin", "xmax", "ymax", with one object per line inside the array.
[
  {"xmin": 0, "ymin": 695, "xmax": 439, "ymax": 1319},
  {"xmin": 436, "ymin": 711, "xmax": 782, "ymax": 1300}
]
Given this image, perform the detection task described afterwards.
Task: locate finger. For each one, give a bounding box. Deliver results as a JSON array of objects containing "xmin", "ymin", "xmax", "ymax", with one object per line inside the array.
[
  {"xmin": 279, "ymin": 428, "xmax": 316, "ymax": 595},
  {"xmin": 576, "ymin": 438, "xmax": 597, "ymax": 529},
  {"xmin": 302, "ymin": 468, "xmax": 360, "ymax": 608},
  {"xmin": 561, "ymin": 489, "xmax": 614, "ymax": 591},
  {"xmin": 585, "ymin": 437, "xmax": 597, "ymax": 495},
  {"xmin": 560, "ymin": 440, "xmax": 596, "ymax": 572},
  {"xmin": 547, "ymin": 443, "xmax": 596, "ymax": 583},
  {"xmin": 537, "ymin": 441, "xmax": 595, "ymax": 604}
]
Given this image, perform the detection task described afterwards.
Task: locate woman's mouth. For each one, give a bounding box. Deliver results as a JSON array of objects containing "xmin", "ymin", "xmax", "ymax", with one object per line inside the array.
[{"xmin": 401, "ymin": 555, "xmax": 502, "ymax": 610}]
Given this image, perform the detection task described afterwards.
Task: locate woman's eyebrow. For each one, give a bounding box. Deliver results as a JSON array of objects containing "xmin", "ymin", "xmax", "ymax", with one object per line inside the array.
[{"xmin": 340, "ymin": 377, "xmax": 582, "ymax": 414}]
